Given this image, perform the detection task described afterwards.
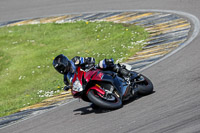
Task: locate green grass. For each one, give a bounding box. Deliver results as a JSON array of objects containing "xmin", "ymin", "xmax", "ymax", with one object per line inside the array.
[{"xmin": 0, "ymin": 21, "xmax": 148, "ymax": 117}]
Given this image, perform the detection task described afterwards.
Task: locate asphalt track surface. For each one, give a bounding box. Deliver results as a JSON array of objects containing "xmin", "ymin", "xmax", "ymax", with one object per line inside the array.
[{"xmin": 0, "ymin": 0, "xmax": 200, "ymax": 133}]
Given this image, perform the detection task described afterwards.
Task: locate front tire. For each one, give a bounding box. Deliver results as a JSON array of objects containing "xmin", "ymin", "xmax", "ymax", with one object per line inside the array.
[{"xmin": 87, "ymin": 90, "xmax": 122, "ymax": 109}]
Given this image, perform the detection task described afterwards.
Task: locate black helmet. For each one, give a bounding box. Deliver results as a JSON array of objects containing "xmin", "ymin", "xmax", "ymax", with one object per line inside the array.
[{"xmin": 53, "ymin": 54, "xmax": 71, "ymax": 74}]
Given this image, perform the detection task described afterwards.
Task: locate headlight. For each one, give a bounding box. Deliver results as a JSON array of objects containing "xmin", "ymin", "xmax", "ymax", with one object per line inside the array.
[{"xmin": 72, "ymin": 78, "xmax": 83, "ymax": 92}]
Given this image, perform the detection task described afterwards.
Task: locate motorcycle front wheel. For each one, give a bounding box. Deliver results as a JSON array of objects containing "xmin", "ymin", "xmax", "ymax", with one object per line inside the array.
[{"xmin": 87, "ymin": 89, "xmax": 122, "ymax": 109}]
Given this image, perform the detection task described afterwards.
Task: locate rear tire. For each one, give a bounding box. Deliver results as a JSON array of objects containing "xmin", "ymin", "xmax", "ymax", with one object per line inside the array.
[
  {"xmin": 136, "ymin": 74, "xmax": 154, "ymax": 95},
  {"xmin": 87, "ymin": 90, "xmax": 122, "ymax": 109}
]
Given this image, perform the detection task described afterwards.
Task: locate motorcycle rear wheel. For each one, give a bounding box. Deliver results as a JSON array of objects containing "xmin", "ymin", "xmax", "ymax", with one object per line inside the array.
[
  {"xmin": 87, "ymin": 90, "xmax": 122, "ymax": 109},
  {"xmin": 136, "ymin": 74, "xmax": 154, "ymax": 95}
]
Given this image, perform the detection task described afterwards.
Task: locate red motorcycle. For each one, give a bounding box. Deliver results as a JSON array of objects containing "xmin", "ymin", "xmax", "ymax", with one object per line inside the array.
[{"xmin": 71, "ymin": 64, "xmax": 153, "ymax": 109}]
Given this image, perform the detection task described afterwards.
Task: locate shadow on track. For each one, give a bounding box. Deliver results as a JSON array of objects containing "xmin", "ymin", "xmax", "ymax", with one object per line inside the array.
[
  {"xmin": 123, "ymin": 91, "xmax": 156, "ymax": 106},
  {"xmin": 73, "ymin": 104, "xmax": 113, "ymax": 115},
  {"xmin": 73, "ymin": 91, "xmax": 155, "ymax": 115}
]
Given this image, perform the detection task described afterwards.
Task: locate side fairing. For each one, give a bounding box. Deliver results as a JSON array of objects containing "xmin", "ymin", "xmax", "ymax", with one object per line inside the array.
[
  {"xmin": 84, "ymin": 69, "xmax": 101, "ymax": 82},
  {"xmin": 88, "ymin": 70, "xmax": 129, "ymax": 98},
  {"xmin": 72, "ymin": 67, "xmax": 85, "ymax": 85}
]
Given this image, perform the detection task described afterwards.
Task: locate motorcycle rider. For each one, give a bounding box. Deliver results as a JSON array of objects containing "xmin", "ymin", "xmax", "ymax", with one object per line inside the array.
[{"xmin": 52, "ymin": 54, "xmax": 131, "ymax": 91}]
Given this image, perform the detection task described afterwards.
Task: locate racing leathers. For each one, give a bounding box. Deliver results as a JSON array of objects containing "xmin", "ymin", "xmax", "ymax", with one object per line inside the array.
[{"xmin": 63, "ymin": 56, "xmax": 130, "ymax": 91}]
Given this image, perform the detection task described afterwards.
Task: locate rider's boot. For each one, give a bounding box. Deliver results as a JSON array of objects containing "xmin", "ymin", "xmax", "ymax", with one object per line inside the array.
[
  {"xmin": 113, "ymin": 64, "xmax": 131, "ymax": 78},
  {"xmin": 113, "ymin": 64, "xmax": 140, "ymax": 96}
]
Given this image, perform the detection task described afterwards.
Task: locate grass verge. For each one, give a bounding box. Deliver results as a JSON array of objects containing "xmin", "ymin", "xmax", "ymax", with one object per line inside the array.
[{"xmin": 0, "ymin": 21, "xmax": 148, "ymax": 117}]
